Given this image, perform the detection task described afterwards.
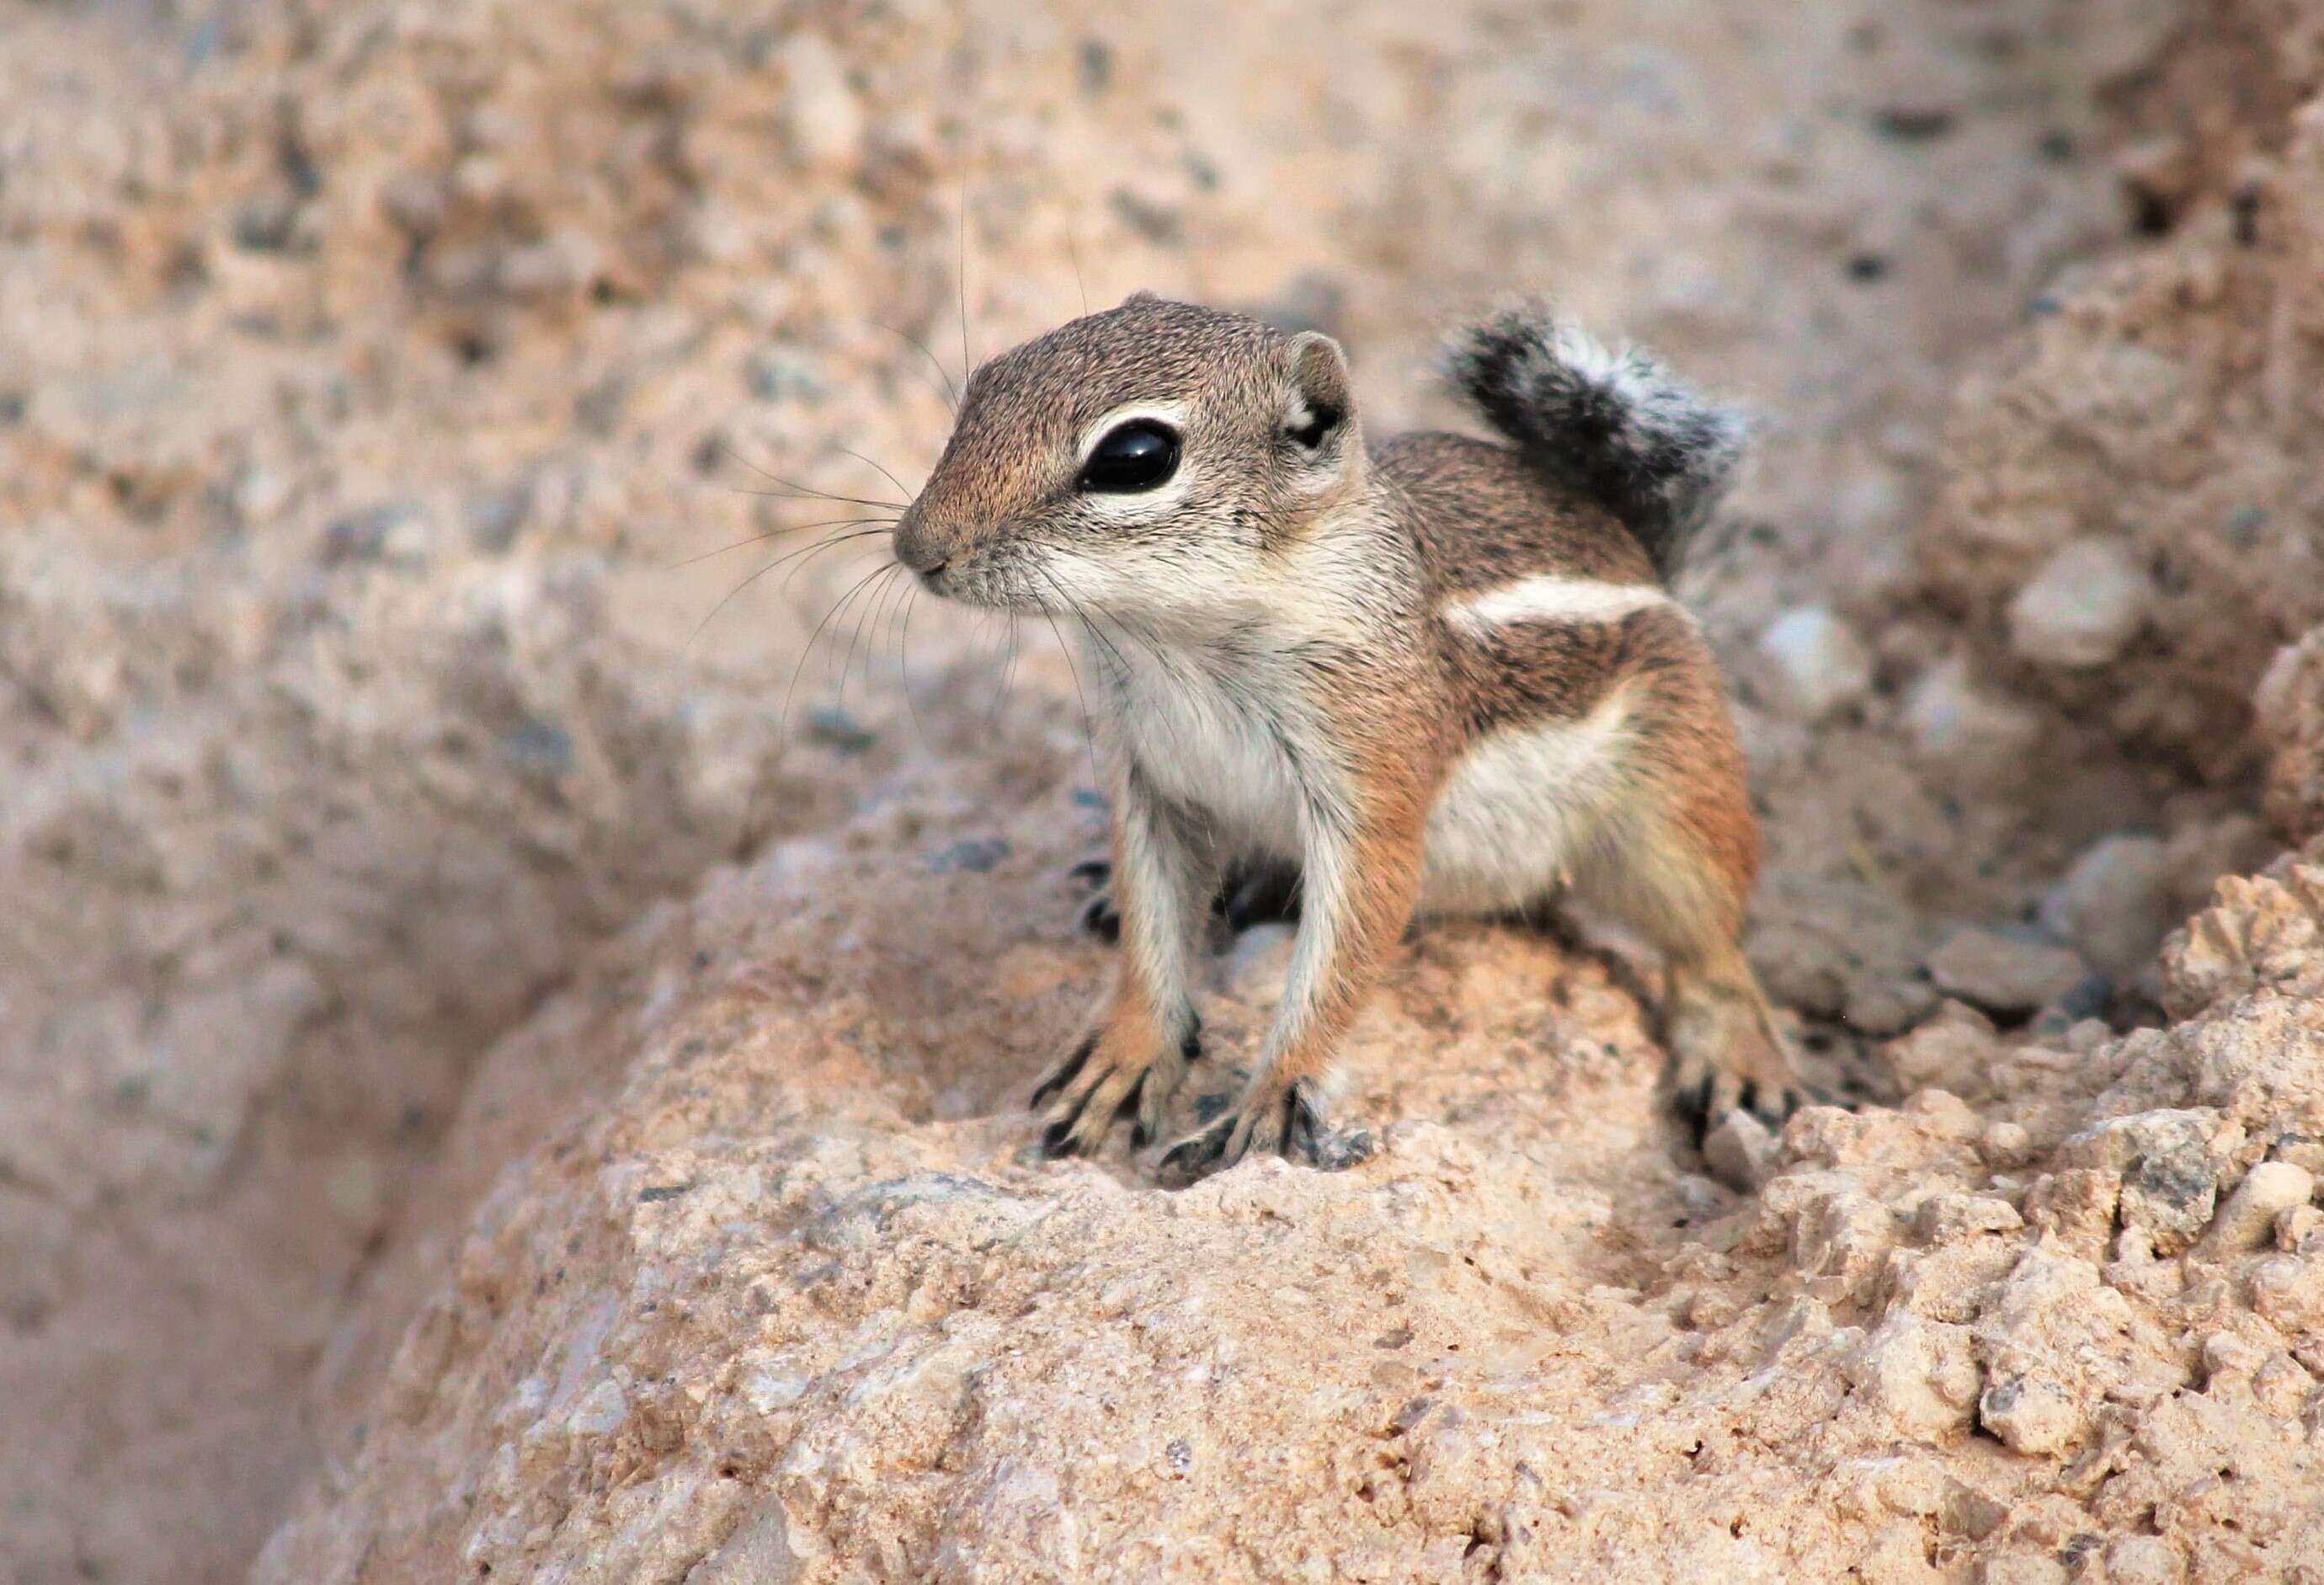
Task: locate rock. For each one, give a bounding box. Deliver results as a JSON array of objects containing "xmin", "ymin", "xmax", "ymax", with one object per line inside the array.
[
  {"xmin": 2273, "ymin": 1137, "xmax": 2324, "ymax": 1175},
  {"xmin": 2039, "ymin": 834, "xmax": 2173, "ymax": 981},
  {"xmin": 2007, "ymin": 537, "xmax": 2150, "ymax": 668},
  {"xmin": 2199, "ymin": 1161, "xmax": 2314, "ymax": 1256},
  {"xmin": 2279, "ymin": 1203, "xmax": 2322, "ymax": 1253},
  {"xmin": 1845, "ymin": 1314, "xmax": 1980, "ymax": 1440},
  {"xmin": 2102, "ymin": 1535, "xmax": 2181, "ymax": 1585},
  {"xmin": 1884, "ymin": 1001, "xmax": 2002, "ymax": 1099},
  {"xmin": 1772, "ymin": 1173, "xmax": 1898, "ymax": 1303},
  {"xmin": 1977, "ymin": 1554, "xmax": 2068, "ymax": 1585},
  {"xmin": 1972, "ymin": 1249, "xmax": 2147, "ymax": 1456},
  {"xmin": 2157, "ymin": 857, "xmax": 2324, "ymax": 1020},
  {"xmin": 772, "ymin": 34, "xmax": 865, "ymax": 169},
  {"xmin": 1913, "ymin": 1192, "xmax": 2022, "ymax": 1245},
  {"xmin": 498, "ymin": 231, "xmax": 602, "ymax": 300},
  {"xmin": 2059, "ymin": 1109, "xmax": 2224, "ymax": 1257},
  {"xmin": 2257, "ymin": 626, "xmax": 2324, "ymax": 842},
  {"xmin": 462, "ymin": 482, "xmax": 532, "ymax": 554},
  {"xmin": 1760, "ymin": 606, "xmax": 1874, "ymax": 718},
  {"xmin": 684, "ymin": 1502, "xmax": 807, "ymax": 1583},
  {"xmin": 2023, "ymin": 1167, "xmax": 2122, "ymax": 1247},
  {"xmin": 1927, "ymin": 928, "xmax": 2090, "ymax": 1016},
  {"xmin": 1976, "ymin": 1373, "xmax": 2083, "ymax": 1457},
  {"xmin": 1855, "ymin": 1521, "xmax": 1945, "ymax": 1584},
  {"xmin": 1703, "ymin": 1107, "xmax": 1778, "ymax": 1191},
  {"xmin": 321, "ymin": 500, "xmax": 431, "ymax": 566},
  {"xmin": 1918, "ymin": 51, "xmax": 2324, "ymax": 771},
  {"xmin": 1902, "ymin": 658, "xmax": 2042, "ymax": 782},
  {"xmin": 1844, "ymin": 974, "xmax": 1941, "ymax": 1038},
  {"xmin": 2250, "ymin": 1256, "xmax": 2324, "ymax": 1333}
]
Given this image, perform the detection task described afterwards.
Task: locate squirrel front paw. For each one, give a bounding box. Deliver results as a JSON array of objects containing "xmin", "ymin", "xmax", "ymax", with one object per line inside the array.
[
  {"xmin": 1031, "ymin": 1016, "xmax": 1201, "ymax": 1157},
  {"xmin": 1156, "ymin": 1075, "xmax": 1375, "ymax": 1184},
  {"xmin": 1667, "ymin": 1050, "xmax": 1807, "ymax": 1148}
]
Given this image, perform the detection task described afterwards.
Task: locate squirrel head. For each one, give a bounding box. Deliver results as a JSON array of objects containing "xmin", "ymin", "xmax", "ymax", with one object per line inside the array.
[{"xmin": 893, "ymin": 293, "xmax": 1362, "ymax": 623}]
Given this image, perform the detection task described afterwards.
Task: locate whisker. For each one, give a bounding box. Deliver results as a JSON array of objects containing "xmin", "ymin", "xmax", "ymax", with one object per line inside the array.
[
  {"xmin": 988, "ymin": 606, "xmax": 1021, "ymax": 728},
  {"xmin": 1036, "ymin": 568, "xmax": 1191, "ymax": 769},
  {"xmin": 839, "ymin": 563, "xmax": 904, "ymax": 704},
  {"xmin": 722, "ymin": 482, "xmax": 906, "ymax": 511},
  {"xmin": 869, "ymin": 319, "xmax": 960, "ymax": 410},
  {"xmin": 664, "ymin": 515, "xmax": 896, "ymax": 571},
  {"xmin": 1031, "ymin": 566, "xmax": 1101, "ymax": 787},
  {"xmin": 685, "ymin": 530, "xmax": 893, "ymax": 649},
  {"xmin": 957, "ymin": 184, "xmax": 974, "ymax": 388},
  {"xmin": 716, "ymin": 438, "xmax": 907, "ymax": 510},
  {"xmin": 897, "ymin": 584, "xmax": 932, "ymax": 750},
  {"xmin": 1054, "ymin": 574, "xmax": 1136, "ymax": 686},
  {"xmin": 854, "ymin": 563, "xmax": 906, "ymax": 702},
  {"xmin": 775, "ymin": 528, "xmax": 895, "ymax": 602},
  {"xmin": 837, "ymin": 446, "xmax": 916, "ymax": 504},
  {"xmin": 782, "ymin": 561, "xmax": 899, "ymax": 739}
]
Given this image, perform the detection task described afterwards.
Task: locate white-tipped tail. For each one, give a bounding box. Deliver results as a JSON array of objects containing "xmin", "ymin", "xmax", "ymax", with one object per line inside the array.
[{"xmin": 1443, "ymin": 304, "xmax": 1743, "ymax": 577}]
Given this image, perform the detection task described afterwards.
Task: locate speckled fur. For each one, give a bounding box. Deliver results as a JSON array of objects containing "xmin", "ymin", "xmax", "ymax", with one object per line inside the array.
[{"xmin": 896, "ymin": 294, "xmax": 1798, "ymax": 1179}]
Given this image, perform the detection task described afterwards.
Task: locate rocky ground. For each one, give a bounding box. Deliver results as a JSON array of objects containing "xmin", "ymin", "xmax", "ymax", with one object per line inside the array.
[{"xmin": 3, "ymin": 0, "xmax": 2322, "ymax": 1580}]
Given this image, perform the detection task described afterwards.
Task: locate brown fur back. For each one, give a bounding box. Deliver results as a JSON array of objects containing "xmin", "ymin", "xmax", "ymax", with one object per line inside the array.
[{"xmin": 1375, "ymin": 431, "xmax": 1661, "ymax": 600}]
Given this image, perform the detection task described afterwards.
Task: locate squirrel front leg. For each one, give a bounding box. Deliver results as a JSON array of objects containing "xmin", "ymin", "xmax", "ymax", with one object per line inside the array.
[
  {"xmin": 1159, "ymin": 759, "xmax": 1426, "ymax": 1181},
  {"xmin": 1034, "ymin": 758, "xmax": 1215, "ymax": 1156}
]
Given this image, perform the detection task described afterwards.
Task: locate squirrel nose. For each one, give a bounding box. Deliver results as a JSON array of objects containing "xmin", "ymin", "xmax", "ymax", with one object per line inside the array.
[{"xmin": 891, "ymin": 511, "xmax": 952, "ymax": 576}]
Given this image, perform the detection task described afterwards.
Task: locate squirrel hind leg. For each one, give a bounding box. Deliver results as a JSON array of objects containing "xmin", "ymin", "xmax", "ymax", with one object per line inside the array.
[
  {"xmin": 1662, "ymin": 943, "xmax": 1800, "ymax": 1142},
  {"xmin": 1563, "ymin": 781, "xmax": 1804, "ymax": 1145}
]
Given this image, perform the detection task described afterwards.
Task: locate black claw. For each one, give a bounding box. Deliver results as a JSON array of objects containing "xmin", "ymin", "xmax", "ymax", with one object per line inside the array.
[
  {"xmin": 1314, "ymin": 1129, "xmax": 1377, "ymax": 1172},
  {"xmin": 1112, "ymin": 1070, "xmax": 1149, "ymax": 1126},
  {"xmin": 1282, "ymin": 1086, "xmax": 1314, "ymax": 1160},
  {"xmin": 1030, "ymin": 1036, "xmax": 1095, "ymax": 1110},
  {"xmin": 1673, "ymin": 1075, "xmax": 1714, "ymax": 1139},
  {"xmin": 1180, "ymin": 1022, "xmax": 1202, "ymax": 1063},
  {"xmin": 1080, "ymin": 896, "xmax": 1121, "ymax": 942},
  {"xmin": 1132, "ymin": 1118, "xmax": 1152, "ymax": 1150},
  {"xmin": 1041, "ymin": 1118, "xmax": 1075, "ymax": 1157},
  {"xmin": 1069, "ymin": 858, "xmax": 1112, "ymax": 886},
  {"xmin": 1159, "ymin": 1118, "xmax": 1231, "ymax": 1181}
]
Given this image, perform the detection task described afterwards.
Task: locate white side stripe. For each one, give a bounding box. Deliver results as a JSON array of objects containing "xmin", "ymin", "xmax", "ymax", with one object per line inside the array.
[{"xmin": 1438, "ymin": 574, "xmax": 1673, "ymax": 633}]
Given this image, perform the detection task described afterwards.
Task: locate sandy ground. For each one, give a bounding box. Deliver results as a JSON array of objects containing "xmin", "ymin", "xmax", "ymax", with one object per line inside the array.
[{"xmin": 3, "ymin": 0, "xmax": 2321, "ymax": 1579}]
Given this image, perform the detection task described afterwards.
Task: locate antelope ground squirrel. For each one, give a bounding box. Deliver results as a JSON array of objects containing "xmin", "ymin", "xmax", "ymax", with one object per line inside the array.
[{"xmin": 892, "ymin": 294, "xmax": 1799, "ymax": 1180}]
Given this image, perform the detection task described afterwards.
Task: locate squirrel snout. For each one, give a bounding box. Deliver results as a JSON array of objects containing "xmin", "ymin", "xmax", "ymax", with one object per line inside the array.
[
  {"xmin": 892, "ymin": 520, "xmax": 948, "ymax": 576},
  {"xmin": 891, "ymin": 514, "xmax": 952, "ymax": 579}
]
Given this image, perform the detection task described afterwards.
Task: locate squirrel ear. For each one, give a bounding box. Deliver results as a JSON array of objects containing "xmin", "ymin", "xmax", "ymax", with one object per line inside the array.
[
  {"xmin": 1121, "ymin": 289, "xmax": 1160, "ymax": 307},
  {"xmin": 1283, "ymin": 331, "xmax": 1353, "ymax": 451}
]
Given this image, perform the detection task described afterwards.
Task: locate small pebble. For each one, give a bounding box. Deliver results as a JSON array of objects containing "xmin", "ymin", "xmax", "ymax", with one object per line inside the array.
[
  {"xmin": 1703, "ymin": 1110, "xmax": 1777, "ymax": 1192},
  {"xmin": 2200, "ymin": 1161, "xmax": 2315, "ymax": 1256},
  {"xmin": 2007, "ymin": 538, "xmax": 2149, "ymax": 667},
  {"xmin": 1928, "ymin": 927, "xmax": 2089, "ymax": 1016},
  {"xmin": 1758, "ymin": 606, "xmax": 1873, "ymax": 719}
]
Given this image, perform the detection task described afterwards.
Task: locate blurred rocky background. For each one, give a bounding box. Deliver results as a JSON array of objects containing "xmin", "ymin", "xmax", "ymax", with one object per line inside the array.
[{"xmin": 2, "ymin": 0, "xmax": 2321, "ymax": 1579}]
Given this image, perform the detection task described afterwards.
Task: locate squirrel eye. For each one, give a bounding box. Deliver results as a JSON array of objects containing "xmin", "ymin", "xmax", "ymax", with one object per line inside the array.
[{"xmin": 1078, "ymin": 419, "xmax": 1181, "ymax": 494}]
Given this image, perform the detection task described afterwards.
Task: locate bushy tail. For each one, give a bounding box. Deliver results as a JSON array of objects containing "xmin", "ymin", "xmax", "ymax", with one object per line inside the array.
[{"xmin": 1443, "ymin": 303, "xmax": 1743, "ymax": 578}]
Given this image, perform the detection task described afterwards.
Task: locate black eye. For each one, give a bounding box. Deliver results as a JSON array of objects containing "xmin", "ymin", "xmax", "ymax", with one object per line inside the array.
[{"xmin": 1077, "ymin": 419, "xmax": 1181, "ymax": 494}]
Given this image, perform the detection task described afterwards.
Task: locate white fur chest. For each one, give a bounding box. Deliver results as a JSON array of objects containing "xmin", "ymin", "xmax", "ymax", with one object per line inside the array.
[{"xmin": 1094, "ymin": 636, "xmax": 1306, "ymax": 855}]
